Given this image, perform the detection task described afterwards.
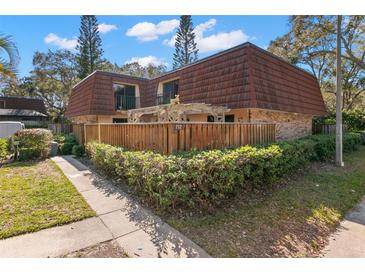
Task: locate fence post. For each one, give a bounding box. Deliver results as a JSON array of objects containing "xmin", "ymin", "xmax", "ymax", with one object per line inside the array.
[
  {"xmin": 98, "ymin": 123, "xmax": 101, "ymax": 143},
  {"xmin": 83, "ymin": 124, "xmax": 87, "ymax": 145}
]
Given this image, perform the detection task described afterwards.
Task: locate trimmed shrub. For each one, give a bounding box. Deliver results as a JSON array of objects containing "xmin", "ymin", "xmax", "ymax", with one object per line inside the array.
[
  {"xmin": 58, "ymin": 133, "xmax": 78, "ymax": 155},
  {"xmin": 86, "ymin": 142, "xmax": 124, "ymax": 176},
  {"xmin": 61, "ymin": 142, "xmax": 74, "ymax": 155},
  {"xmin": 72, "ymin": 144, "xmax": 85, "ymax": 157},
  {"xmin": 0, "ymin": 138, "xmax": 9, "ymax": 161},
  {"xmin": 86, "ymin": 133, "xmax": 363, "ymax": 210},
  {"xmin": 18, "ymin": 148, "xmax": 41, "ymax": 161},
  {"xmin": 14, "ymin": 129, "xmax": 53, "ymax": 160}
]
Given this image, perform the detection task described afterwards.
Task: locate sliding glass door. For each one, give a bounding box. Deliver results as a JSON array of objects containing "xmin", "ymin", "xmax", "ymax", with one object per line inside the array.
[{"xmin": 114, "ymin": 84, "xmax": 136, "ymax": 110}]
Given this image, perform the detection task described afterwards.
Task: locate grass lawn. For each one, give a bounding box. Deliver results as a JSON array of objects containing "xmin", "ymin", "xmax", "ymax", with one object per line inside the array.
[
  {"xmin": 167, "ymin": 146, "xmax": 365, "ymax": 257},
  {"xmin": 0, "ymin": 160, "xmax": 95, "ymax": 239}
]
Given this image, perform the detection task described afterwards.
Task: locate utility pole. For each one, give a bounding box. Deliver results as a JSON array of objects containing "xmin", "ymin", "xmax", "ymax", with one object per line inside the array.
[{"xmin": 336, "ymin": 15, "xmax": 344, "ymax": 167}]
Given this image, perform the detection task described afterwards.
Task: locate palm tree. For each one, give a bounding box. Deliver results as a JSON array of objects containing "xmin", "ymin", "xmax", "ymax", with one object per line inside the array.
[{"xmin": 0, "ymin": 34, "xmax": 19, "ymax": 79}]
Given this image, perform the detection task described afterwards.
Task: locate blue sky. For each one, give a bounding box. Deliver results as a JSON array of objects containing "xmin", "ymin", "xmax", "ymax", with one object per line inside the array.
[{"xmin": 0, "ymin": 16, "xmax": 289, "ymax": 77}]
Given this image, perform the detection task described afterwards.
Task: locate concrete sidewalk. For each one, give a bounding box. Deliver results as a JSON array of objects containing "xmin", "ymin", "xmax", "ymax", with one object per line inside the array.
[
  {"xmin": 0, "ymin": 217, "xmax": 113, "ymax": 257},
  {"xmin": 0, "ymin": 156, "xmax": 209, "ymax": 258},
  {"xmin": 322, "ymin": 196, "xmax": 365, "ymax": 257}
]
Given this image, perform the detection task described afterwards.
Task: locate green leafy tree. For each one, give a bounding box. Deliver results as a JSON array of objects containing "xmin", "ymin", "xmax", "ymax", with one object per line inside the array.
[
  {"xmin": 31, "ymin": 50, "xmax": 79, "ymax": 121},
  {"xmin": 0, "ymin": 76, "xmax": 35, "ymax": 97},
  {"xmin": 76, "ymin": 15, "xmax": 104, "ymax": 79},
  {"xmin": 173, "ymin": 15, "xmax": 198, "ymax": 69},
  {"xmin": 268, "ymin": 16, "xmax": 365, "ymax": 111},
  {"xmin": 100, "ymin": 61, "xmax": 166, "ymax": 78},
  {"xmin": 120, "ymin": 62, "xmax": 166, "ymax": 78}
]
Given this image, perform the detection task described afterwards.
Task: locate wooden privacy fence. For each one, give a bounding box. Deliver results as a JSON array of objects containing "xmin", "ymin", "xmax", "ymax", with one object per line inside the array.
[
  {"xmin": 313, "ymin": 124, "xmax": 348, "ymax": 135},
  {"xmin": 72, "ymin": 124, "xmax": 85, "ymax": 144},
  {"xmin": 73, "ymin": 122, "xmax": 276, "ymax": 154},
  {"xmin": 48, "ymin": 123, "xmax": 72, "ymax": 134}
]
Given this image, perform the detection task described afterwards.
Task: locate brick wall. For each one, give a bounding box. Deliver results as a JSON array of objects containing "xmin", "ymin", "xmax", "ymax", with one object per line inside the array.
[{"xmin": 249, "ymin": 108, "xmax": 312, "ymax": 140}]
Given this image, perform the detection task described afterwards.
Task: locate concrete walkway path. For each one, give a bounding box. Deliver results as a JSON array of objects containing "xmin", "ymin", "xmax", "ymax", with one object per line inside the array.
[
  {"xmin": 322, "ymin": 196, "xmax": 365, "ymax": 257},
  {"xmin": 0, "ymin": 156, "xmax": 209, "ymax": 258}
]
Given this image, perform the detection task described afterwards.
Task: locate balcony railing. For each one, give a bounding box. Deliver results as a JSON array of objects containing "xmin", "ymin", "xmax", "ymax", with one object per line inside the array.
[
  {"xmin": 156, "ymin": 94, "xmax": 178, "ymax": 105},
  {"xmin": 116, "ymin": 96, "xmax": 139, "ymax": 111},
  {"xmin": 156, "ymin": 95, "xmax": 164, "ymax": 105}
]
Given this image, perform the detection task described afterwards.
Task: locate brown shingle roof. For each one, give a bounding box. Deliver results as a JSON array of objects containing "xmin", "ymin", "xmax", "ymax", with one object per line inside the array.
[
  {"xmin": 66, "ymin": 42, "xmax": 326, "ymax": 118},
  {"xmin": 0, "ymin": 96, "xmax": 47, "ymax": 114}
]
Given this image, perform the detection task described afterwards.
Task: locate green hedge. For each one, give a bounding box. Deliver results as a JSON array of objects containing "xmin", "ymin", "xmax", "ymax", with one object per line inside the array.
[
  {"xmin": 86, "ymin": 133, "xmax": 363, "ymax": 210},
  {"xmin": 0, "ymin": 138, "xmax": 9, "ymax": 161},
  {"xmin": 314, "ymin": 109, "xmax": 365, "ymax": 131},
  {"xmin": 14, "ymin": 129, "xmax": 53, "ymax": 160}
]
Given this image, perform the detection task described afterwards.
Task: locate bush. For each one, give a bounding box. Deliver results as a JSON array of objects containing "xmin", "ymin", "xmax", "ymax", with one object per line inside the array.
[
  {"xmin": 53, "ymin": 133, "xmax": 66, "ymax": 144},
  {"xmin": 61, "ymin": 142, "xmax": 74, "ymax": 155},
  {"xmin": 86, "ymin": 133, "xmax": 363, "ymax": 210},
  {"xmin": 18, "ymin": 148, "xmax": 41, "ymax": 161},
  {"xmin": 72, "ymin": 144, "xmax": 85, "ymax": 157},
  {"xmin": 14, "ymin": 129, "xmax": 53, "ymax": 160},
  {"xmin": 344, "ymin": 109, "xmax": 365, "ymax": 131},
  {"xmin": 58, "ymin": 133, "xmax": 78, "ymax": 155},
  {"xmin": 0, "ymin": 138, "xmax": 9, "ymax": 161},
  {"xmin": 361, "ymin": 131, "xmax": 365, "ymax": 145},
  {"xmin": 314, "ymin": 109, "xmax": 365, "ymax": 131},
  {"xmin": 64, "ymin": 134, "xmax": 77, "ymax": 144},
  {"xmin": 86, "ymin": 142, "xmax": 124, "ymax": 176}
]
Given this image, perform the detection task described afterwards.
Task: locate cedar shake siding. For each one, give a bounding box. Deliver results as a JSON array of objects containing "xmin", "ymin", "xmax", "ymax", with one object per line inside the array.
[
  {"xmin": 66, "ymin": 42, "xmax": 326, "ymax": 119},
  {"xmin": 141, "ymin": 45, "xmax": 249, "ymax": 108},
  {"xmin": 249, "ymin": 46, "xmax": 326, "ymax": 115},
  {"xmin": 66, "ymin": 72, "xmax": 147, "ymax": 117}
]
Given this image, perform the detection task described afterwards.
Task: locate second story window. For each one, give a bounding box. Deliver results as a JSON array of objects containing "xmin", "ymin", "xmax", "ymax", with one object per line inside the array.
[
  {"xmin": 0, "ymin": 100, "xmax": 5, "ymax": 109},
  {"xmin": 113, "ymin": 84, "xmax": 136, "ymax": 110},
  {"xmin": 157, "ymin": 79, "xmax": 179, "ymax": 105}
]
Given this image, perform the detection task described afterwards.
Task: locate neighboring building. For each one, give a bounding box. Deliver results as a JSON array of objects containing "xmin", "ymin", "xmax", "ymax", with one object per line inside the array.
[
  {"xmin": 0, "ymin": 96, "xmax": 48, "ymax": 127},
  {"xmin": 66, "ymin": 42, "xmax": 326, "ymax": 140}
]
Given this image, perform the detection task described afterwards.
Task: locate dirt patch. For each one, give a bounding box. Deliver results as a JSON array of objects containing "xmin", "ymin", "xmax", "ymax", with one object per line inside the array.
[{"xmin": 61, "ymin": 240, "xmax": 128, "ymax": 258}]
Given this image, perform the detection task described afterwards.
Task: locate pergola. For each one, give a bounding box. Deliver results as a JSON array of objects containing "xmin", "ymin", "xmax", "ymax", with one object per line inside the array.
[{"xmin": 127, "ymin": 96, "xmax": 230, "ymax": 123}]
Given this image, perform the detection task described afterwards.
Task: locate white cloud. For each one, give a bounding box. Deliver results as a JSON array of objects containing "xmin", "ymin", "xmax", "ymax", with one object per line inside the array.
[
  {"xmin": 98, "ymin": 23, "xmax": 118, "ymax": 34},
  {"xmin": 162, "ymin": 36, "xmax": 176, "ymax": 47},
  {"xmin": 125, "ymin": 55, "xmax": 167, "ymax": 67},
  {"xmin": 44, "ymin": 33, "xmax": 78, "ymax": 50},
  {"xmin": 197, "ymin": 30, "xmax": 249, "ymax": 53},
  {"xmin": 126, "ymin": 19, "xmax": 179, "ymax": 42},
  {"xmin": 194, "ymin": 18, "xmax": 217, "ymax": 38},
  {"xmin": 163, "ymin": 18, "xmax": 250, "ymax": 53}
]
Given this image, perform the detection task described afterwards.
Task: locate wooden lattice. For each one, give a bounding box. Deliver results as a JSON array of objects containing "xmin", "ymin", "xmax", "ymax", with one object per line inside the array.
[{"xmin": 127, "ymin": 96, "xmax": 230, "ymax": 123}]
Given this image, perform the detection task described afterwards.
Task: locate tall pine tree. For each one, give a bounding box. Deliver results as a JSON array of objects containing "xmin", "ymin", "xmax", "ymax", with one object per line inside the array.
[
  {"xmin": 76, "ymin": 15, "xmax": 104, "ymax": 79},
  {"xmin": 173, "ymin": 15, "xmax": 198, "ymax": 69}
]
